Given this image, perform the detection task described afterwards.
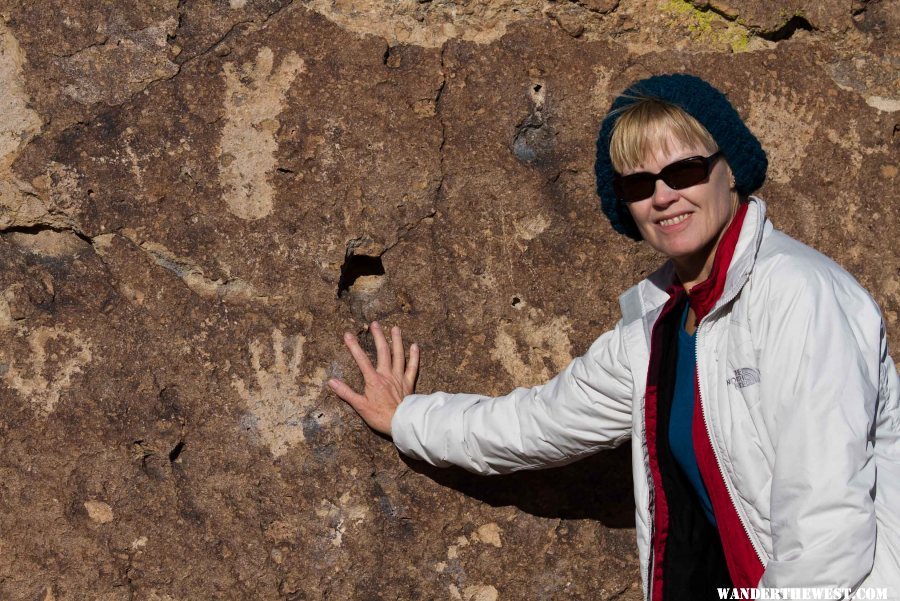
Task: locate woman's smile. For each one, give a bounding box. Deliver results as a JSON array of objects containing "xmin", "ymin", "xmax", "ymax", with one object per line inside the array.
[{"xmin": 656, "ymin": 211, "xmax": 692, "ymax": 229}]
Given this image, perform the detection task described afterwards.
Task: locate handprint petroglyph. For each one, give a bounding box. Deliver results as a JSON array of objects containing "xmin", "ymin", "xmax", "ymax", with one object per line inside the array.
[
  {"xmin": 1, "ymin": 326, "xmax": 92, "ymax": 416},
  {"xmin": 0, "ymin": 22, "xmax": 42, "ymax": 169},
  {"xmin": 746, "ymin": 87, "xmax": 820, "ymax": 184},
  {"xmin": 491, "ymin": 309, "xmax": 573, "ymax": 388},
  {"xmin": 219, "ymin": 47, "xmax": 305, "ymax": 220},
  {"xmin": 232, "ymin": 328, "xmax": 327, "ymax": 458}
]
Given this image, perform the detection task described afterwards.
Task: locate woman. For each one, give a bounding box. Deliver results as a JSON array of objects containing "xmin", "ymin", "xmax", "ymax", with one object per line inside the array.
[{"xmin": 327, "ymin": 74, "xmax": 900, "ymax": 600}]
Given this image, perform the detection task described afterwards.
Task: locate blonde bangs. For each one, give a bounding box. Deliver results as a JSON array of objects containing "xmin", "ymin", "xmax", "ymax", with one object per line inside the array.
[{"xmin": 609, "ymin": 98, "xmax": 718, "ymax": 174}]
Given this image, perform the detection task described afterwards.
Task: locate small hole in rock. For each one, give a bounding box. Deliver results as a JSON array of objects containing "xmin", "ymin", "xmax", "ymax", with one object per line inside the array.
[
  {"xmin": 533, "ymin": 84, "xmax": 542, "ymax": 92},
  {"xmin": 511, "ymin": 296, "xmax": 521, "ymax": 307},
  {"xmin": 338, "ymin": 253, "xmax": 385, "ymax": 298},
  {"xmin": 169, "ymin": 441, "xmax": 185, "ymax": 463}
]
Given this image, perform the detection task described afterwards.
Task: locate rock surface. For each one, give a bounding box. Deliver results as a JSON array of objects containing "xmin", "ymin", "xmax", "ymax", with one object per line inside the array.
[{"xmin": 0, "ymin": 0, "xmax": 896, "ymax": 599}]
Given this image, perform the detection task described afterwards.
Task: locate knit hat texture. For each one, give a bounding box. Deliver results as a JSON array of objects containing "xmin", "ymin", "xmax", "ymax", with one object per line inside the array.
[{"xmin": 594, "ymin": 74, "xmax": 768, "ymax": 240}]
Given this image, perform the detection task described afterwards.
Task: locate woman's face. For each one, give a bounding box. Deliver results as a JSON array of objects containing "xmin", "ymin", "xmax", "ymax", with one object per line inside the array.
[{"xmin": 624, "ymin": 133, "xmax": 737, "ymax": 264}]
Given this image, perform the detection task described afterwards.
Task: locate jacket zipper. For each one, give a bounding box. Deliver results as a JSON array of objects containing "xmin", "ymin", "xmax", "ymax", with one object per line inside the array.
[
  {"xmin": 646, "ymin": 465, "xmax": 655, "ymax": 601},
  {"xmin": 695, "ymin": 289, "xmax": 766, "ymax": 565}
]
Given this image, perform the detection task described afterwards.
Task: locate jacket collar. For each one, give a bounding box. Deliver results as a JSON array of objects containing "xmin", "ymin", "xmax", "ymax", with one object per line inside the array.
[
  {"xmin": 686, "ymin": 201, "xmax": 748, "ymax": 320},
  {"xmin": 621, "ymin": 197, "xmax": 769, "ymax": 324}
]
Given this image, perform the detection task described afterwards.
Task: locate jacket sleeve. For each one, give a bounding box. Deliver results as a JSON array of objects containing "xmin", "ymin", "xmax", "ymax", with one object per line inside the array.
[
  {"xmin": 390, "ymin": 319, "xmax": 635, "ymax": 475},
  {"xmin": 756, "ymin": 264, "xmax": 881, "ymax": 591}
]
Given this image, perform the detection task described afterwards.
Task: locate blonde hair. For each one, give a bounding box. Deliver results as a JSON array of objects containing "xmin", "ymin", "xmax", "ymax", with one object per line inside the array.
[{"xmin": 609, "ymin": 96, "xmax": 718, "ymax": 174}]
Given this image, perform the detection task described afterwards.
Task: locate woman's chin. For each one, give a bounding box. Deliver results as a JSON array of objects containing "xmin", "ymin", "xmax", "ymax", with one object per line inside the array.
[{"xmin": 647, "ymin": 236, "xmax": 702, "ymax": 261}]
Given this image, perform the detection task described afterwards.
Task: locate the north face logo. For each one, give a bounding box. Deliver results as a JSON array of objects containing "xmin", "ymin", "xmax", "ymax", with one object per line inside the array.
[{"xmin": 727, "ymin": 368, "xmax": 760, "ymax": 388}]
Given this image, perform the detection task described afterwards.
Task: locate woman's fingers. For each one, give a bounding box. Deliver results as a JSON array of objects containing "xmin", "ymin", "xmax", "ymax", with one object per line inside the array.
[
  {"xmin": 390, "ymin": 326, "xmax": 405, "ymax": 378},
  {"xmin": 370, "ymin": 321, "xmax": 392, "ymax": 373},
  {"xmin": 404, "ymin": 343, "xmax": 420, "ymax": 392},
  {"xmin": 343, "ymin": 332, "xmax": 376, "ymax": 380},
  {"xmin": 339, "ymin": 322, "xmax": 417, "ymax": 392}
]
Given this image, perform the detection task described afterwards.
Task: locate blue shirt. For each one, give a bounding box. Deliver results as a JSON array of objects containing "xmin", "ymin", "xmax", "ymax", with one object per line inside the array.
[{"xmin": 669, "ymin": 304, "xmax": 717, "ymax": 527}]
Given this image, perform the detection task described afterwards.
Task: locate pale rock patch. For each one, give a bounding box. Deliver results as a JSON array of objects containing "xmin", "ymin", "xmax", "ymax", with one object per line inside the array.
[
  {"xmin": 866, "ymin": 96, "xmax": 900, "ymax": 112},
  {"xmin": 119, "ymin": 231, "xmax": 273, "ymax": 305},
  {"xmin": 447, "ymin": 535, "xmax": 470, "ymax": 559},
  {"xmin": 463, "ymin": 584, "xmax": 499, "ymax": 601},
  {"xmin": 6, "ymin": 229, "xmax": 89, "ymax": 258},
  {"xmin": 449, "ymin": 584, "xmax": 463, "ymax": 600},
  {"xmin": 315, "ymin": 492, "xmax": 370, "ymax": 547},
  {"xmin": 84, "ymin": 500, "xmax": 114, "ymax": 524},
  {"xmin": 0, "ymin": 287, "xmax": 14, "ymax": 329},
  {"xmin": 145, "ymin": 593, "xmax": 180, "ymax": 601},
  {"xmin": 473, "ymin": 522, "xmax": 502, "ymax": 547},
  {"xmin": 303, "ymin": 0, "xmax": 549, "ymax": 47},
  {"xmin": 589, "ymin": 65, "xmax": 615, "ymax": 114},
  {"xmin": 513, "ymin": 214, "xmax": 551, "ymax": 251}
]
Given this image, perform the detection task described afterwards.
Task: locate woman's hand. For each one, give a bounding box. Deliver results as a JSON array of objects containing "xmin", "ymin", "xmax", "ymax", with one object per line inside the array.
[{"xmin": 328, "ymin": 321, "xmax": 420, "ymax": 437}]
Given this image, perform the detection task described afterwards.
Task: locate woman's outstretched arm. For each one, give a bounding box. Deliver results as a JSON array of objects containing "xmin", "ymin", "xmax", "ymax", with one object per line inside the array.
[
  {"xmin": 330, "ymin": 317, "xmax": 635, "ymax": 475},
  {"xmin": 389, "ymin": 319, "xmax": 634, "ymax": 475}
]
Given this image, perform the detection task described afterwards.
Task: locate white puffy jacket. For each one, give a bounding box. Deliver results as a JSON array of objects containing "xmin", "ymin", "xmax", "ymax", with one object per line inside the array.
[{"xmin": 391, "ymin": 198, "xmax": 900, "ymax": 599}]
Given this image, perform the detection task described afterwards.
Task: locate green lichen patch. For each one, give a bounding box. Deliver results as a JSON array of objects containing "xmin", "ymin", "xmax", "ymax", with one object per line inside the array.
[{"xmin": 661, "ymin": 0, "xmax": 754, "ymax": 53}]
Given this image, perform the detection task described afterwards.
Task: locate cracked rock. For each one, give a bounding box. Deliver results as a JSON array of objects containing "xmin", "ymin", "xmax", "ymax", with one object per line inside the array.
[{"xmin": 56, "ymin": 18, "xmax": 180, "ymax": 106}]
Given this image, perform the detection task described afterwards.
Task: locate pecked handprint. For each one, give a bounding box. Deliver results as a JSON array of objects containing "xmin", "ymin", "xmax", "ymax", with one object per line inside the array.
[
  {"xmin": 1, "ymin": 326, "xmax": 92, "ymax": 416},
  {"xmin": 232, "ymin": 328, "xmax": 327, "ymax": 458},
  {"xmin": 219, "ymin": 46, "xmax": 305, "ymax": 220}
]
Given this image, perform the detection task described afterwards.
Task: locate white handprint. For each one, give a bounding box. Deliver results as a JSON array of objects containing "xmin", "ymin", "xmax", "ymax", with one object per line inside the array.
[
  {"xmin": 219, "ymin": 47, "xmax": 305, "ymax": 220},
  {"xmin": 232, "ymin": 328, "xmax": 327, "ymax": 457}
]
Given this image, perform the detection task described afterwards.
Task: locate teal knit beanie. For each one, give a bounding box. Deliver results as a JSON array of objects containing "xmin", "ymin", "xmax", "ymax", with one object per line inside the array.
[{"xmin": 594, "ymin": 74, "xmax": 768, "ymax": 240}]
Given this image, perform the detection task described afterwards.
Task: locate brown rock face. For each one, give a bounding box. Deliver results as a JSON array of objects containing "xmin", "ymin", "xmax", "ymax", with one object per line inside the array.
[{"xmin": 0, "ymin": 1, "xmax": 896, "ymax": 599}]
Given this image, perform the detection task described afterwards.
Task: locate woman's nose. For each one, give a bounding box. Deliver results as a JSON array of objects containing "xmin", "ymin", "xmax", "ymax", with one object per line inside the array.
[{"xmin": 650, "ymin": 178, "xmax": 679, "ymax": 208}]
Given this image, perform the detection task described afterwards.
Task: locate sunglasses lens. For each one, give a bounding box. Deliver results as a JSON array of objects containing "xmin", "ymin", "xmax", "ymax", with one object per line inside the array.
[
  {"xmin": 662, "ymin": 158, "xmax": 709, "ymax": 190},
  {"xmin": 614, "ymin": 175, "xmax": 655, "ymax": 203}
]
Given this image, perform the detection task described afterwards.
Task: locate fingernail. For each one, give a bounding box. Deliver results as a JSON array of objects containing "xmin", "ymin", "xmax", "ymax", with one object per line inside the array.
[
  {"xmin": 371, "ymin": 321, "xmax": 379, "ymax": 328},
  {"xmin": 411, "ymin": 343, "xmax": 418, "ymax": 352}
]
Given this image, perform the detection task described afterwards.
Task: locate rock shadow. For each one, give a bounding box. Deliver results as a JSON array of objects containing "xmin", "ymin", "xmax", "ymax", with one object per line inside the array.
[{"xmin": 403, "ymin": 443, "xmax": 635, "ymax": 528}]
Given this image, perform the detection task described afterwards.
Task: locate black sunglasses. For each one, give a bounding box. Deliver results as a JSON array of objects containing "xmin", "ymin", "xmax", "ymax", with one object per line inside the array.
[{"xmin": 613, "ymin": 151, "xmax": 723, "ymax": 203}]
